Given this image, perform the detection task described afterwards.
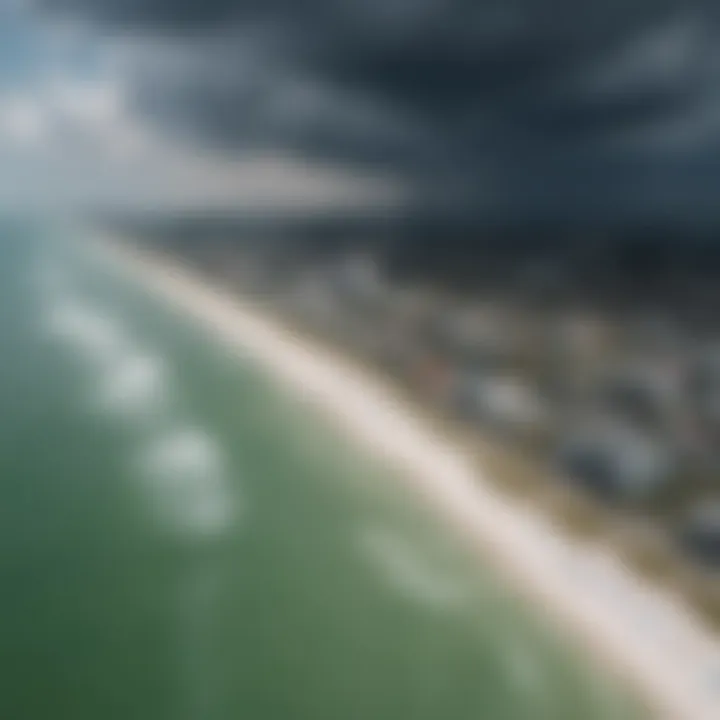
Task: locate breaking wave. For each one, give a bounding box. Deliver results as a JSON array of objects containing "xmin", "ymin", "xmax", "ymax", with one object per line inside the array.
[
  {"xmin": 136, "ymin": 427, "xmax": 238, "ymax": 537},
  {"xmin": 357, "ymin": 525, "xmax": 467, "ymax": 610},
  {"xmin": 94, "ymin": 351, "xmax": 169, "ymax": 417}
]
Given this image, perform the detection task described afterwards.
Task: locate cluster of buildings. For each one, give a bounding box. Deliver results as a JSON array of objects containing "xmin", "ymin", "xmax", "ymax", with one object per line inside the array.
[{"xmin": 115, "ymin": 217, "xmax": 720, "ymax": 575}]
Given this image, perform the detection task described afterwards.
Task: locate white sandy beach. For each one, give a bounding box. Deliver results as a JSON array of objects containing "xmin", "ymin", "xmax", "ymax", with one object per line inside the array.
[{"xmin": 94, "ymin": 235, "xmax": 720, "ymax": 720}]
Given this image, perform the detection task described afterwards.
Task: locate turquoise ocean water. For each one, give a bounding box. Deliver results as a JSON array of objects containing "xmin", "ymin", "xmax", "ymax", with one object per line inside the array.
[{"xmin": 0, "ymin": 224, "xmax": 647, "ymax": 720}]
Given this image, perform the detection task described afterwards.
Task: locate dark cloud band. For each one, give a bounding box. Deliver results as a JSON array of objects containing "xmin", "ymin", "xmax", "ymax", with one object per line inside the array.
[{"xmin": 32, "ymin": 0, "xmax": 720, "ymax": 221}]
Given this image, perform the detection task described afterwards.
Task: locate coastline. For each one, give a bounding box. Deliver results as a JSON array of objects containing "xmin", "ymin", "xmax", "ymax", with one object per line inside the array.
[{"xmin": 92, "ymin": 234, "xmax": 720, "ymax": 720}]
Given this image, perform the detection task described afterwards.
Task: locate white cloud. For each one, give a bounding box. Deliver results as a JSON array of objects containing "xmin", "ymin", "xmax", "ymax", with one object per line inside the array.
[
  {"xmin": 0, "ymin": 96, "xmax": 46, "ymax": 146},
  {"xmin": 121, "ymin": 149, "xmax": 408, "ymax": 211},
  {"xmin": 0, "ymin": 75, "xmax": 151, "ymax": 163},
  {"xmin": 0, "ymin": 63, "xmax": 407, "ymax": 212},
  {"xmin": 0, "ymin": 85, "xmax": 406, "ymax": 212},
  {"xmin": 49, "ymin": 78, "xmax": 122, "ymax": 127},
  {"xmin": 46, "ymin": 77, "xmax": 152, "ymax": 162}
]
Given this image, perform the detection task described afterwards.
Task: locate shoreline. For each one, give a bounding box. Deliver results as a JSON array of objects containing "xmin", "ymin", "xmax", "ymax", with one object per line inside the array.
[{"xmin": 93, "ymin": 234, "xmax": 720, "ymax": 720}]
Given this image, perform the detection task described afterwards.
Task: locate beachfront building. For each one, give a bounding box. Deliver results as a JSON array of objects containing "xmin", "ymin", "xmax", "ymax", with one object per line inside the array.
[
  {"xmin": 588, "ymin": 360, "xmax": 683, "ymax": 435},
  {"xmin": 556, "ymin": 417, "xmax": 675, "ymax": 504},
  {"xmin": 423, "ymin": 302, "xmax": 517, "ymax": 370},
  {"xmin": 680, "ymin": 501, "xmax": 720, "ymax": 568},
  {"xmin": 450, "ymin": 371, "xmax": 546, "ymax": 439}
]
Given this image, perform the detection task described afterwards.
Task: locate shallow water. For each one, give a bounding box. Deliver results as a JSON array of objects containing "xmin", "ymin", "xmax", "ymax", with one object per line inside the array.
[{"xmin": 0, "ymin": 224, "xmax": 647, "ymax": 720}]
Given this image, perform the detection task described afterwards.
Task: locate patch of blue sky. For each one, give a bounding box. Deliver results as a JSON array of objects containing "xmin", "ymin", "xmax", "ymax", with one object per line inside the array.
[{"xmin": 0, "ymin": 5, "xmax": 103, "ymax": 90}]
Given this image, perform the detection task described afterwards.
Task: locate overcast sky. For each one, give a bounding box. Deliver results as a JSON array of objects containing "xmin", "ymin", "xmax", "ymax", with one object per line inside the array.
[
  {"xmin": 0, "ymin": 0, "xmax": 405, "ymax": 212},
  {"xmin": 4, "ymin": 0, "xmax": 720, "ymax": 222}
]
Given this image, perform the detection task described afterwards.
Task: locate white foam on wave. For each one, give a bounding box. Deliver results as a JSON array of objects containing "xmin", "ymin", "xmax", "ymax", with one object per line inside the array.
[
  {"xmin": 137, "ymin": 427, "xmax": 237, "ymax": 536},
  {"xmin": 41, "ymin": 291, "xmax": 170, "ymax": 421},
  {"xmin": 95, "ymin": 351, "xmax": 168, "ymax": 416},
  {"xmin": 45, "ymin": 297, "xmax": 127, "ymax": 363},
  {"xmin": 144, "ymin": 428, "xmax": 222, "ymax": 477},
  {"xmin": 358, "ymin": 525, "xmax": 467, "ymax": 610}
]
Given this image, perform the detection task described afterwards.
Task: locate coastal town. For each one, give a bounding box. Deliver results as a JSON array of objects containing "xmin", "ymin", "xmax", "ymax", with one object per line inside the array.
[
  {"xmin": 12, "ymin": 0, "xmax": 720, "ymax": 716},
  {"xmin": 109, "ymin": 212, "xmax": 720, "ymax": 625}
]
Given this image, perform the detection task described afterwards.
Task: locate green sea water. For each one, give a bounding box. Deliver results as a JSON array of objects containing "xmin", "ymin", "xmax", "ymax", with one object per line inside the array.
[{"xmin": 0, "ymin": 225, "xmax": 649, "ymax": 720}]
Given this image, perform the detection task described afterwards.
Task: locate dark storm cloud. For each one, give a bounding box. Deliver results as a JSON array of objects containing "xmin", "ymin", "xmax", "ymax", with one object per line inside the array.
[{"xmin": 32, "ymin": 0, "xmax": 720, "ymax": 220}]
